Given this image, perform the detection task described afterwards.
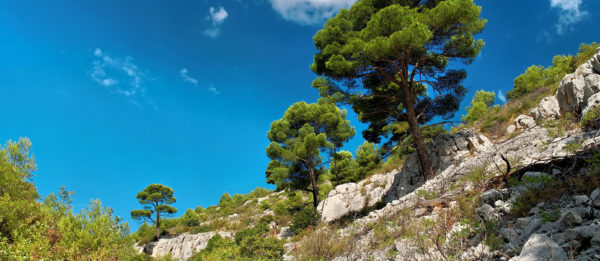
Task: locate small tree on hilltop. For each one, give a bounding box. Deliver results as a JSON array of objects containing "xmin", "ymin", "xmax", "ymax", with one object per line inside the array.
[{"xmin": 131, "ymin": 184, "xmax": 177, "ymax": 240}]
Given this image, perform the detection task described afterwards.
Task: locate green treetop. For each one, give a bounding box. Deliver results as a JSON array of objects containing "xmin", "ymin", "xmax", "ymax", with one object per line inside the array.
[
  {"xmin": 266, "ymin": 100, "xmax": 354, "ymax": 207},
  {"xmin": 130, "ymin": 184, "xmax": 177, "ymax": 240},
  {"xmin": 311, "ymin": 0, "xmax": 486, "ymax": 180},
  {"xmin": 462, "ymin": 90, "xmax": 497, "ymax": 123}
]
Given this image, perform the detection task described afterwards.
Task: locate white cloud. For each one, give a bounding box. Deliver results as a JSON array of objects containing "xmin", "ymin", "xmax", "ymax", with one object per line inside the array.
[
  {"xmin": 179, "ymin": 68, "xmax": 199, "ymax": 85},
  {"xmin": 550, "ymin": 0, "xmax": 588, "ymax": 35},
  {"xmin": 269, "ymin": 0, "xmax": 356, "ymax": 25},
  {"xmin": 204, "ymin": 6, "xmax": 229, "ymax": 38},
  {"xmin": 180, "ymin": 68, "xmax": 220, "ymax": 95},
  {"xmin": 90, "ymin": 48, "xmax": 147, "ymax": 100},
  {"xmin": 497, "ymin": 90, "xmax": 507, "ymax": 103},
  {"xmin": 208, "ymin": 84, "xmax": 220, "ymax": 95}
]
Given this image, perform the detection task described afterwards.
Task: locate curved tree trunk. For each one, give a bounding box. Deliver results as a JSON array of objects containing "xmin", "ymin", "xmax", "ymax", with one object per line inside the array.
[{"xmin": 402, "ymin": 85, "xmax": 435, "ymax": 180}]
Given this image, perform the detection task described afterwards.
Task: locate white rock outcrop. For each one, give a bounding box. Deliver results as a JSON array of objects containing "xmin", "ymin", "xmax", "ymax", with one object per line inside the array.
[
  {"xmin": 556, "ymin": 48, "xmax": 600, "ymax": 118},
  {"xmin": 529, "ymin": 96, "xmax": 560, "ymax": 121},
  {"xmin": 318, "ymin": 131, "xmax": 492, "ymax": 222},
  {"xmin": 318, "ymin": 172, "xmax": 394, "ymax": 222},
  {"xmin": 147, "ymin": 231, "xmax": 233, "ymax": 260}
]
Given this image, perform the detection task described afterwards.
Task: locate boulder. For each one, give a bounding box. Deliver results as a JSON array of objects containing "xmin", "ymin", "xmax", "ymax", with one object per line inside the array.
[
  {"xmin": 582, "ymin": 93, "xmax": 600, "ymax": 118},
  {"xmin": 480, "ymin": 189, "xmax": 503, "ymax": 205},
  {"xmin": 277, "ymin": 227, "xmax": 293, "ymax": 239},
  {"xmin": 557, "ymin": 73, "xmax": 588, "ymax": 117},
  {"xmin": 515, "ymin": 115, "xmax": 536, "ymax": 129},
  {"xmin": 558, "ymin": 210, "xmax": 582, "ymax": 230},
  {"xmin": 318, "ymin": 173, "xmax": 394, "ymax": 222},
  {"xmin": 513, "ymin": 234, "xmax": 567, "ymax": 261},
  {"xmin": 529, "ymin": 96, "xmax": 561, "ymax": 121},
  {"xmin": 506, "ymin": 124, "xmax": 517, "ymax": 134},
  {"xmin": 475, "ymin": 204, "xmax": 498, "ymax": 222}
]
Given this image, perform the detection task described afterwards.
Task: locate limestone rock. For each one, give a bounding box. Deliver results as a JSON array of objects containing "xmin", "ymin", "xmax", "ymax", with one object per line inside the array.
[
  {"xmin": 475, "ymin": 204, "xmax": 498, "ymax": 222},
  {"xmin": 480, "ymin": 189, "xmax": 503, "ymax": 205},
  {"xmin": 515, "ymin": 115, "xmax": 536, "ymax": 129},
  {"xmin": 318, "ymin": 172, "xmax": 394, "ymax": 222},
  {"xmin": 148, "ymin": 231, "xmax": 233, "ymax": 260},
  {"xmin": 557, "ymin": 73, "xmax": 588, "ymax": 116},
  {"xmin": 558, "ymin": 210, "xmax": 582, "ymax": 230},
  {"xmin": 529, "ymin": 96, "xmax": 561, "ymax": 121},
  {"xmin": 513, "ymin": 234, "xmax": 567, "ymax": 261},
  {"xmin": 582, "ymin": 92, "xmax": 600, "ymax": 118},
  {"xmin": 507, "ymin": 124, "xmax": 517, "ymax": 134}
]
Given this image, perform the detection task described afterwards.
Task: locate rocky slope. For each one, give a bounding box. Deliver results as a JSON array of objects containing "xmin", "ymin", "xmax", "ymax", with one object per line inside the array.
[{"xmin": 143, "ymin": 47, "xmax": 600, "ymax": 261}]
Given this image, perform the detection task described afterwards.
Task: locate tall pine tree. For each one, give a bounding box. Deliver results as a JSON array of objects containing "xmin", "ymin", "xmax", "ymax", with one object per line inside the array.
[{"xmin": 311, "ymin": 0, "xmax": 486, "ymax": 179}]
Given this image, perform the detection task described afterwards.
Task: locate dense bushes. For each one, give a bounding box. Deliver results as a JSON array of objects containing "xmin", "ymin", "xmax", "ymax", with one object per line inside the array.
[
  {"xmin": 506, "ymin": 42, "xmax": 599, "ymax": 100},
  {"xmin": 0, "ymin": 138, "xmax": 139, "ymax": 260},
  {"xmin": 189, "ymin": 219, "xmax": 284, "ymax": 261},
  {"xmin": 290, "ymin": 207, "xmax": 320, "ymax": 234}
]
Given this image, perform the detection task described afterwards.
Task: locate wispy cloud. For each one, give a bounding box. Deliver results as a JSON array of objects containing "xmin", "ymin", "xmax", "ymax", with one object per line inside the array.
[
  {"xmin": 204, "ymin": 6, "xmax": 229, "ymax": 38},
  {"xmin": 179, "ymin": 68, "xmax": 220, "ymax": 95},
  {"xmin": 179, "ymin": 68, "xmax": 198, "ymax": 85},
  {"xmin": 91, "ymin": 48, "xmax": 149, "ymax": 103},
  {"xmin": 269, "ymin": 0, "xmax": 356, "ymax": 25},
  {"xmin": 497, "ymin": 90, "xmax": 507, "ymax": 103},
  {"xmin": 550, "ymin": 0, "xmax": 588, "ymax": 35},
  {"xmin": 208, "ymin": 84, "xmax": 220, "ymax": 95}
]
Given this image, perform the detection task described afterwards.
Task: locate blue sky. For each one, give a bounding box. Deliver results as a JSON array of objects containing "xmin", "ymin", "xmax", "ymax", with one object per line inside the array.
[{"xmin": 1, "ymin": 0, "xmax": 598, "ymax": 231}]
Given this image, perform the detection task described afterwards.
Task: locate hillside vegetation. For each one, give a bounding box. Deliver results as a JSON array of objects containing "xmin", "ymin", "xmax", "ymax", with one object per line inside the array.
[{"xmin": 2, "ymin": 0, "xmax": 600, "ymax": 259}]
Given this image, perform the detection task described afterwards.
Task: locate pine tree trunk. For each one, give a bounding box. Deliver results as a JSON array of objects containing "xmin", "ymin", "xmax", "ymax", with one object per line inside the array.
[
  {"xmin": 155, "ymin": 211, "xmax": 161, "ymax": 240},
  {"xmin": 308, "ymin": 162, "xmax": 320, "ymax": 208},
  {"xmin": 402, "ymin": 85, "xmax": 435, "ymax": 180}
]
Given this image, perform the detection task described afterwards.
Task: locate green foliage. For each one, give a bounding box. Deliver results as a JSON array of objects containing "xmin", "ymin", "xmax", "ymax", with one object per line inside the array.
[
  {"xmin": 540, "ymin": 208, "xmax": 560, "ymax": 224},
  {"xmin": 582, "ymin": 105, "xmax": 600, "ymax": 129},
  {"xmin": 56, "ymin": 199, "xmax": 135, "ymax": 259},
  {"xmin": 290, "ymin": 207, "xmax": 320, "ymax": 234},
  {"xmin": 508, "ymin": 174, "xmax": 558, "ymax": 216},
  {"xmin": 131, "ymin": 184, "xmax": 177, "ymax": 240},
  {"xmin": 132, "ymin": 222, "xmax": 156, "ymax": 245},
  {"xmin": 332, "ymin": 141, "xmax": 381, "ymax": 184},
  {"xmin": 507, "ymin": 42, "xmax": 599, "ymax": 100},
  {"xmin": 234, "ymin": 217, "xmax": 271, "ymax": 244},
  {"xmin": 312, "ymin": 0, "xmax": 486, "ymax": 179},
  {"xmin": 266, "ymin": 100, "xmax": 354, "ymax": 207},
  {"xmin": 239, "ymin": 236, "xmax": 283, "ymax": 259},
  {"xmin": 181, "ymin": 208, "xmax": 200, "ymax": 227},
  {"xmin": 188, "ymin": 234, "xmax": 241, "ymax": 261},
  {"xmin": 462, "ymin": 90, "xmax": 497, "ymax": 123}
]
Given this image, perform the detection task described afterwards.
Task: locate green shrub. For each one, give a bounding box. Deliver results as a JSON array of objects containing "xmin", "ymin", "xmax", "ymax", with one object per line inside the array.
[
  {"xmin": 463, "ymin": 90, "xmax": 497, "ymax": 123},
  {"xmin": 290, "ymin": 207, "xmax": 320, "ymax": 234},
  {"xmin": 239, "ymin": 236, "xmax": 283, "ymax": 259},
  {"xmin": 189, "ymin": 234, "xmax": 241, "ymax": 261},
  {"xmin": 234, "ymin": 216, "xmax": 272, "ymax": 244},
  {"xmin": 181, "ymin": 208, "xmax": 200, "ymax": 227},
  {"xmin": 582, "ymin": 105, "xmax": 600, "ymax": 129}
]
